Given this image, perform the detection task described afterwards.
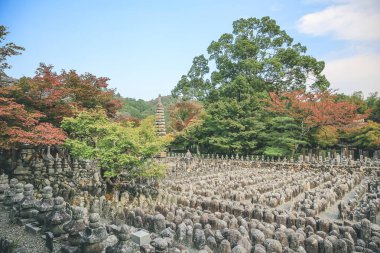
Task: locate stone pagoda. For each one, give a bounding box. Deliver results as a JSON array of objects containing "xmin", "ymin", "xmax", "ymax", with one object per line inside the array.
[
  {"xmin": 155, "ymin": 95, "xmax": 167, "ymax": 157},
  {"xmin": 155, "ymin": 94, "xmax": 166, "ymax": 136}
]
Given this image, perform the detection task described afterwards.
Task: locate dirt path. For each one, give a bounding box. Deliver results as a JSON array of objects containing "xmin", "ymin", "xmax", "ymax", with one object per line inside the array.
[{"xmin": 318, "ymin": 177, "xmax": 368, "ymax": 221}]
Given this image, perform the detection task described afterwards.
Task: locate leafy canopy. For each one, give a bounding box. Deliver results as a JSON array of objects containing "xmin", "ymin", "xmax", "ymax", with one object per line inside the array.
[
  {"xmin": 172, "ymin": 16, "xmax": 329, "ymax": 102},
  {"xmin": 61, "ymin": 110, "xmax": 171, "ymax": 179},
  {"xmin": 0, "ymin": 96, "xmax": 66, "ymax": 149},
  {"xmin": 0, "ymin": 27, "xmax": 66, "ymax": 150},
  {"xmin": 349, "ymin": 121, "xmax": 380, "ymax": 149},
  {"xmin": 258, "ymin": 116, "xmax": 307, "ymax": 157},
  {"xmin": 168, "ymin": 100, "xmax": 204, "ymax": 133},
  {"xmin": 170, "ymin": 17, "xmax": 330, "ymax": 155},
  {"xmin": 2, "ymin": 64, "xmax": 122, "ymax": 126}
]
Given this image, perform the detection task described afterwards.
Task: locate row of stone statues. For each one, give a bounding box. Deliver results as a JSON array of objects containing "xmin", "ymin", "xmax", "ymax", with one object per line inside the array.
[{"xmin": 0, "ymin": 175, "xmax": 131, "ymax": 253}]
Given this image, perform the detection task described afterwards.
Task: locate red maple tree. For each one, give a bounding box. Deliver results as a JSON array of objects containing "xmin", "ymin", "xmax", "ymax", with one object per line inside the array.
[
  {"xmin": 2, "ymin": 64, "xmax": 122, "ymax": 126},
  {"xmin": 168, "ymin": 101, "xmax": 204, "ymax": 132},
  {"xmin": 0, "ymin": 97, "xmax": 66, "ymax": 149},
  {"xmin": 267, "ymin": 90, "xmax": 366, "ymax": 137}
]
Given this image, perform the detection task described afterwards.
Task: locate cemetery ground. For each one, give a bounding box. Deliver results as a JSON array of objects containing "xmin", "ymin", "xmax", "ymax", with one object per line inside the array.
[{"xmin": 0, "ymin": 152, "xmax": 380, "ymax": 253}]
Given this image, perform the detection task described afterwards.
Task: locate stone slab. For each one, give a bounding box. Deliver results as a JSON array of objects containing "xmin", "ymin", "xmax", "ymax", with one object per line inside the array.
[
  {"xmin": 17, "ymin": 218, "xmax": 35, "ymax": 226},
  {"xmin": 25, "ymin": 222, "xmax": 42, "ymax": 234},
  {"xmin": 61, "ymin": 245, "xmax": 80, "ymax": 253},
  {"xmin": 131, "ymin": 229, "xmax": 151, "ymax": 246}
]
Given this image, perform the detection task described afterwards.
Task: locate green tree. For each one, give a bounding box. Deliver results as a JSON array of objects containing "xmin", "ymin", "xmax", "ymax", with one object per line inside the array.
[
  {"xmin": 172, "ymin": 55, "xmax": 212, "ymax": 101},
  {"xmin": 186, "ymin": 94, "xmax": 266, "ymax": 154},
  {"xmin": 172, "ymin": 16, "xmax": 329, "ymax": 102},
  {"xmin": 61, "ymin": 110, "xmax": 171, "ymax": 179},
  {"xmin": 0, "ymin": 25, "xmax": 24, "ymax": 80},
  {"xmin": 171, "ymin": 17, "xmax": 329, "ymax": 155},
  {"xmin": 312, "ymin": 126, "xmax": 339, "ymax": 148},
  {"xmin": 351, "ymin": 121, "xmax": 380, "ymax": 149},
  {"xmin": 366, "ymin": 92, "xmax": 380, "ymax": 123},
  {"xmin": 257, "ymin": 116, "xmax": 306, "ymax": 157},
  {"xmin": 336, "ymin": 91, "xmax": 368, "ymax": 114}
]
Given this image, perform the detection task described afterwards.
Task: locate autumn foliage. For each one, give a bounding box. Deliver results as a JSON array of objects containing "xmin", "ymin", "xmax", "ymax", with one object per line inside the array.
[
  {"xmin": 2, "ymin": 64, "xmax": 121, "ymax": 126},
  {"xmin": 0, "ymin": 64, "xmax": 121, "ymax": 150},
  {"xmin": 0, "ymin": 97, "xmax": 66, "ymax": 149},
  {"xmin": 267, "ymin": 90, "xmax": 365, "ymax": 132},
  {"xmin": 266, "ymin": 90, "xmax": 369, "ymax": 149},
  {"xmin": 168, "ymin": 101, "xmax": 204, "ymax": 133}
]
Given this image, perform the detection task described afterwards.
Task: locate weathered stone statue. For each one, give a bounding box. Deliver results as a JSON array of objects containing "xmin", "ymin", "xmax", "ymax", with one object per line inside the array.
[
  {"xmin": 105, "ymin": 224, "xmax": 139, "ymax": 253},
  {"xmin": 36, "ymin": 186, "xmax": 55, "ymax": 227},
  {"xmin": 64, "ymin": 206, "xmax": 88, "ymax": 245},
  {"xmin": 82, "ymin": 213, "xmax": 108, "ymax": 253},
  {"xmin": 3, "ymin": 178, "xmax": 18, "ymax": 208},
  {"xmin": 62, "ymin": 158, "xmax": 71, "ymax": 173},
  {"xmin": 18, "ymin": 183, "xmax": 38, "ymax": 222},
  {"xmin": 33, "ymin": 158, "xmax": 44, "ymax": 177},
  {"xmin": 46, "ymin": 196, "xmax": 71, "ymax": 236},
  {"xmin": 61, "ymin": 206, "xmax": 88, "ymax": 253},
  {"xmin": 13, "ymin": 158, "xmax": 31, "ymax": 181},
  {"xmin": 151, "ymin": 237, "xmax": 169, "ymax": 253},
  {"xmin": 0, "ymin": 174, "xmax": 9, "ymax": 203},
  {"xmin": 10, "ymin": 182, "xmax": 24, "ymax": 222}
]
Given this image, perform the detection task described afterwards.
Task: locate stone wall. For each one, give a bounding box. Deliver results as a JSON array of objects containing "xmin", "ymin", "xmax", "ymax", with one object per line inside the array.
[{"xmin": 0, "ymin": 146, "xmax": 105, "ymax": 200}]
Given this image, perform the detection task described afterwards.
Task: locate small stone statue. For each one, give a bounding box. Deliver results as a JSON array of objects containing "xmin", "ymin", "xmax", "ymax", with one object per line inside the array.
[
  {"xmin": 151, "ymin": 237, "xmax": 169, "ymax": 253},
  {"xmin": 19, "ymin": 183, "xmax": 38, "ymax": 221},
  {"xmin": 10, "ymin": 182, "xmax": 24, "ymax": 221},
  {"xmin": 36, "ymin": 186, "xmax": 55, "ymax": 227},
  {"xmin": 61, "ymin": 206, "xmax": 88, "ymax": 253},
  {"xmin": 82, "ymin": 213, "xmax": 108, "ymax": 253},
  {"xmin": 55, "ymin": 154, "xmax": 63, "ymax": 173},
  {"xmin": 46, "ymin": 196, "xmax": 71, "ymax": 236},
  {"xmin": 3, "ymin": 178, "xmax": 18, "ymax": 208},
  {"xmin": 0, "ymin": 174, "xmax": 9, "ymax": 202},
  {"xmin": 64, "ymin": 206, "xmax": 88, "ymax": 246},
  {"xmin": 105, "ymin": 224, "xmax": 139, "ymax": 253}
]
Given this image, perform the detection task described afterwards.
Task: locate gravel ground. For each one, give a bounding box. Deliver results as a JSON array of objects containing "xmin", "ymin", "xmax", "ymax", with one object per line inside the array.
[
  {"xmin": 0, "ymin": 205, "xmax": 61, "ymax": 253},
  {"xmin": 318, "ymin": 177, "xmax": 368, "ymax": 221}
]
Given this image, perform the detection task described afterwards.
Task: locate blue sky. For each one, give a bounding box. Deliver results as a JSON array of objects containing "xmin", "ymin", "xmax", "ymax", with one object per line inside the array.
[{"xmin": 1, "ymin": 0, "xmax": 379, "ymax": 100}]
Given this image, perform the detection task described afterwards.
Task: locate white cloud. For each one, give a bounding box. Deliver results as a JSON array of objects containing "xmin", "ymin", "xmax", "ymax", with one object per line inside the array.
[
  {"xmin": 298, "ymin": 0, "xmax": 380, "ymax": 96},
  {"xmin": 323, "ymin": 54, "xmax": 380, "ymax": 96},
  {"xmin": 298, "ymin": 0, "xmax": 380, "ymax": 41}
]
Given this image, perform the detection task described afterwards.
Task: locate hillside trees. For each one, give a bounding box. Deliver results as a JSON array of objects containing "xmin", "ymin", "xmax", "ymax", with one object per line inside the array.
[
  {"xmin": 257, "ymin": 116, "xmax": 307, "ymax": 157},
  {"xmin": 367, "ymin": 93, "xmax": 380, "ymax": 123},
  {"xmin": 339, "ymin": 121, "xmax": 380, "ymax": 150},
  {"xmin": 1, "ymin": 63, "xmax": 122, "ymax": 151},
  {"xmin": 352, "ymin": 121, "xmax": 380, "ymax": 149}
]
